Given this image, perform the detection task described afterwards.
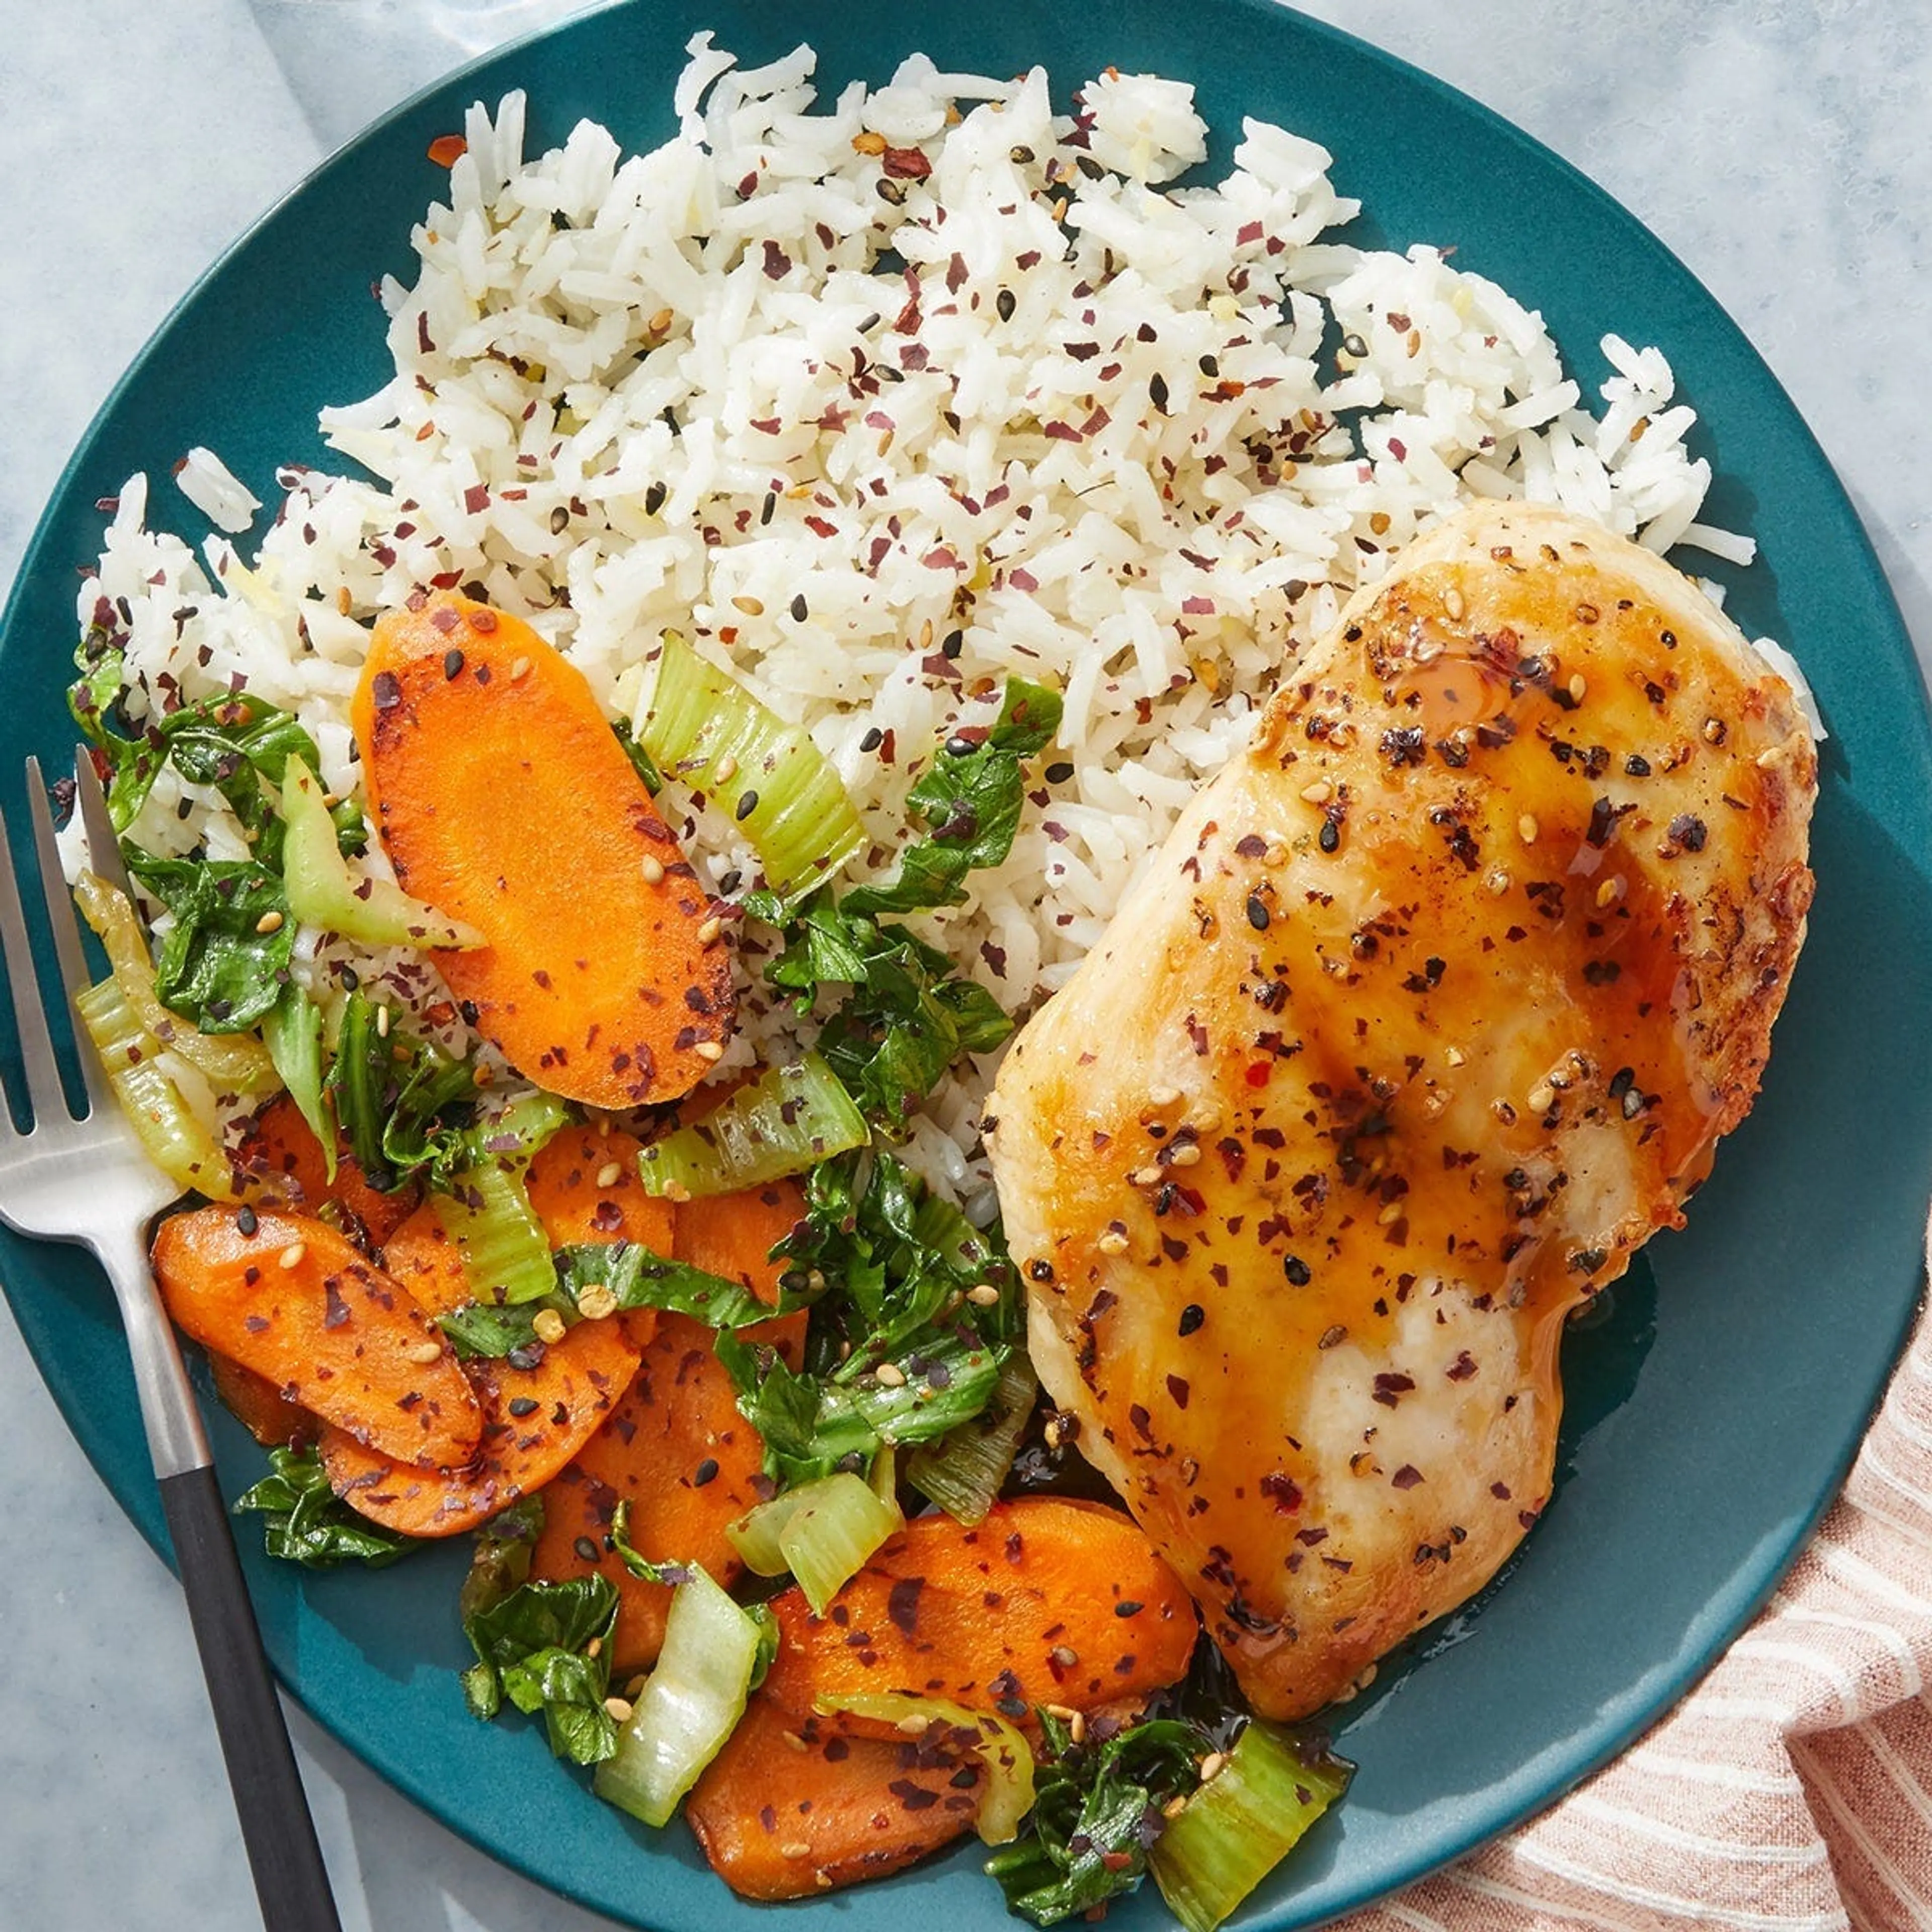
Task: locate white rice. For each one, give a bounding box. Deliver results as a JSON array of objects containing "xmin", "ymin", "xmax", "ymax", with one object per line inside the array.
[{"xmin": 73, "ymin": 37, "xmax": 1807, "ymax": 1202}]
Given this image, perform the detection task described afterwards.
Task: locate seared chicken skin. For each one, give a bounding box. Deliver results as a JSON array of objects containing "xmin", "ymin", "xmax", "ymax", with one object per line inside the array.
[{"xmin": 986, "ymin": 501, "xmax": 1816, "ymax": 1720}]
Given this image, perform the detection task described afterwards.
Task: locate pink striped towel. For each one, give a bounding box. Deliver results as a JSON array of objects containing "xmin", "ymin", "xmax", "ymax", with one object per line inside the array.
[{"xmin": 1341, "ymin": 1225, "xmax": 1932, "ymax": 1931}]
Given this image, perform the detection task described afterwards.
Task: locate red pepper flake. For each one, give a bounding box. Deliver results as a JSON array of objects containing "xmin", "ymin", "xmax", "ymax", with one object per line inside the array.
[
  {"xmin": 882, "ymin": 146, "xmax": 931, "ymax": 180},
  {"xmin": 462, "ymin": 484, "xmax": 490, "ymax": 516},
  {"xmin": 761, "ymin": 238, "xmax": 792, "ymax": 280},
  {"xmin": 922, "ymin": 546, "xmax": 962, "ymax": 572},
  {"xmin": 945, "ymin": 252, "xmax": 968, "ymax": 294},
  {"xmin": 887, "ymin": 1576, "xmax": 924, "ymax": 1635},
  {"xmin": 1165, "ymin": 1374, "xmax": 1190, "ymax": 1410},
  {"xmin": 1182, "ymin": 596, "xmax": 1215, "ymax": 615},
  {"xmin": 1391, "ymin": 1464, "xmax": 1424, "ymax": 1490},
  {"xmin": 426, "ymin": 134, "xmax": 467, "ymax": 168},
  {"xmin": 1043, "ymin": 421, "xmax": 1083, "ymax": 442},
  {"xmin": 1388, "ymin": 436, "xmax": 1408, "ymax": 462},
  {"xmin": 804, "ymin": 515, "xmax": 838, "ymax": 538},
  {"xmin": 1007, "ymin": 567, "xmax": 1039, "ymax": 593}
]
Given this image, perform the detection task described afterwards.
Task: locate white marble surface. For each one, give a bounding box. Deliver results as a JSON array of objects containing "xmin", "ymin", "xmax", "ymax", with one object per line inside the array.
[{"xmin": 0, "ymin": 3, "xmax": 1926, "ymax": 1928}]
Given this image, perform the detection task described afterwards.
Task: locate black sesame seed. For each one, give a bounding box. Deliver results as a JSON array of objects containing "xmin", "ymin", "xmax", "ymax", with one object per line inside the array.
[
  {"xmin": 790, "ymin": 593, "xmax": 808, "ymax": 622},
  {"xmin": 859, "ymin": 727, "xmax": 884, "ymax": 753},
  {"xmin": 996, "ymin": 288, "xmax": 1016, "ymax": 322},
  {"xmin": 1149, "ymin": 371, "xmax": 1170, "ymax": 413},
  {"xmin": 1283, "ymin": 1255, "xmax": 1312, "ymax": 1286},
  {"xmin": 645, "ymin": 481, "xmax": 668, "ymax": 515},
  {"xmin": 1198, "ymin": 354, "xmax": 1219, "ymax": 377},
  {"xmin": 693, "ymin": 1457, "xmax": 720, "ymax": 1487},
  {"xmin": 941, "ymin": 629, "xmax": 964, "ymax": 660},
  {"xmin": 1178, "ymin": 1303, "xmax": 1205, "ymax": 1336},
  {"xmin": 1114, "ymin": 1600, "xmax": 1144, "ymax": 1618},
  {"xmin": 1625, "ymin": 753, "xmax": 1651, "ymax": 777},
  {"xmin": 442, "ymin": 647, "xmax": 464, "ymax": 679},
  {"xmin": 1044, "ymin": 761, "xmax": 1075, "ymax": 783},
  {"xmin": 718, "ymin": 868, "xmax": 742, "ymax": 895},
  {"xmin": 760, "ymin": 492, "xmax": 776, "ymax": 526},
  {"xmin": 236, "ymin": 1205, "xmax": 259, "ymax": 1237},
  {"xmin": 1028, "ymin": 1258, "xmax": 1056, "ymax": 1283},
  {"xmin": 1318, "ymin": 818, "xmax": 1340, "ymax": 855},
  {"xmin": 945, "ymin": 735, "xmax": 977, "ymax": 758},
  {"xmin": 574, "ymin": 1536, "xmax": 600, "ymax": 1563},
  {"xmin": 508, "ymin": 1396, "xmax": 539, "ymax": 1418},
  {"xmin": 1246, "ymin": 896, "xmax": 1270, "ymax": 932},
  {"xmin": 339, "ymin": 965, "xmax": 360, "ymax": 990},
  {"xmin": 737, "ymin": 790, "xmax": 759, "ymax": 822}
]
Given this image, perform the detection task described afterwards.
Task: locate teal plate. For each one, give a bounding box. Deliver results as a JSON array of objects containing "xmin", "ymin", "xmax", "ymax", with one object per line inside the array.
[{"xmin": 3, "ymin": 2, "xmax": 1927, "ymax": 1927}]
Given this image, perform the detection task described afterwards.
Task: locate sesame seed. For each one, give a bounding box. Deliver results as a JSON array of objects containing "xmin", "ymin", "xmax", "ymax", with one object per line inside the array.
[
  {"xmin": 254, "ymin": 910, "xmax": 285, "ymax": 935},
  {"xmin": 1199, "ymin": 1752, "xmax": 1228, "ymax": 1783},
  {"xmin": 532, "ymin": 1308, "xmax": 568, "ymax": 1344},
  {"xmin": 781, "ymin": 1842, "xmax": 814, "ymax": 1862},
  {"xmin": 641, "ymin": 854, "xmax": 666, "ymax": 884},
  {"xmin": 697, "ymin": 917, "xmax": 722, "ymax": 945},
  {"xmin": 604, "ymin": 1697, "xmax": 634, "ymax": 1723},
  {"xmin": 577, "ymin": 1284, "xmax": 619, "ymax": 1321},
  {"xmin": 1486, "ymin": 868, "xmax": 1512, "ymax": 896},
  {"xmin": 874, "ymin": 1361, "xmax": 908, "ymax": 1388},
  {"xmin": 1097, "ymin": 1231, "xmax": 1130, "ymax": 1256},
  {"xmin": 375, "ymin": 1004, "xmax": 391, "ymax": 1039},
  {"xmin": 596, "ymin": 1162, "xmax": 623, "ymax": 1188},
  {"xmin": 731, "ymin": 596, "xmax": 763, "ymax": 617},
  {"xmin": 1517, "ymin": 814, "xmax": 1539, "ymax": 844},
  {"xmin": 406, "ymin": 1340, "xmax": 444, "ymax": 1365},
  {"xmin": 1445, "ymin": 1045, "xmax": 1467, "ymax": 1068},
  {"xmin": 895, "ymin": 1712, "xmax": 932, "ymax": 1735},
  {"xmin": 1043, "ymin": 1416, "xmax": 1064, "ymax": 1450},
  {"xmin": 967, "ymin": 1283, "xmax": 1001, "ymax": 1306},
  {"xmin": 693, "ymin": 1039, "xmax": 726, "ymax": 1062},
  {"xmin": 781, "ymin": 1729, "xmax": 811, "ymax": 1753},
  {"xmin": 1130, "ymin": 1165, "xmax": 1163, "ymax": 1187},
  {"xmin": 1376, "ymin": 1201, "xmax": 1404, "ymax": 1226},
  {"xmin": 1567, "ymin": 674, "xmax": 1587, "ymax": 703},
  {"xmin": 277, "ymin": 1241, "xmax": 306, "ymax": 1270},
  {"xmin": 510, "ymin": 655, "xmax": 531, "ymax": 681},
  {"xmin": 1595, "ymin": 875, "xmax": 1625, "ymax": 909},
  {"xmin": 1167, "ymin": 1142, "xmax": 1202, "ymax": 1167},
  {"xmin": 1301, "ymin": 779, "xmax": 1333, "ymax": 804},
  {"xmin": 1443, "ymin": 588, "xmax": 1466, "ymax": 620},
  {"xmin": 1050, "ymin": 1644, "xmax": 1080, "ymax": 1667},
  {"xmin": 1164, "ymin": 1794, "xmax": 1190, "ymax": 1818},
  {"xmin": 1148, "ymin": 1084, "xmax": 1181, "ymax": 1107},
  {"xmin": 1527, "ymin": 1082, "xmax": 1555, "ymax": 1113}
]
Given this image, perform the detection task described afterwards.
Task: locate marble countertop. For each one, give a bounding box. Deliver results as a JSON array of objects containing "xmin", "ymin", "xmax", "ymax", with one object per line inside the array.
[{"xmin": 1, "ymin": 3, "xmax": 1926, "ymax": 1927}]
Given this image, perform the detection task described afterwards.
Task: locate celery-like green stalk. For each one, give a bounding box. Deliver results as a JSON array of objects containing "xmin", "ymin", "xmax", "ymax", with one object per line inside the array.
[
  {"xmin": 907, "ymin": 1355, "xmax": 1037, "ymax": 1524},
  {"xmin": 637, "ymin": 1053, "xmax": 866, "ymax": 1198},
  {"xmin": 1148, "ymin": 1723, "xmax": 1351, "ymax": 1932},
  {"xmin": 635, "ymin": 631, "xmax": 864, "ymax": 901},
  {"xmin": 726, "ymin": 1472, "xmax": 901, "ymax": 1611}
]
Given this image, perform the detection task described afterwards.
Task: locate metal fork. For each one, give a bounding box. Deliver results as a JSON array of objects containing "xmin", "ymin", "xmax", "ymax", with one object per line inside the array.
[{"xmin": 0, "ymin": 756, "xmax": 341, "ymax": 1932}]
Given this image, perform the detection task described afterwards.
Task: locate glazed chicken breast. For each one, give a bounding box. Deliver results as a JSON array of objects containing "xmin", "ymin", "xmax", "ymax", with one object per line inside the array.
[{"xmin": 985, "ymin": 500, "xmax": 1817, "ymax": 1721}]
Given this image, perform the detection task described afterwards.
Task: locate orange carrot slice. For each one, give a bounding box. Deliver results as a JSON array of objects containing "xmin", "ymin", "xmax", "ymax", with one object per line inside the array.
[
  {"xmin": 759, "ymin": 1497, "xmax": 1197, "ymax": 1735},
  {"xmin": 350, "ymin": 593, "xmax": 734, "ymax": 1108},
  {"xmin": 152, "ymin": 1205, "xmax": 479, "ymax": 1468},
  {"xmin": 207, "ymin": 1354, "xmax": 315, "ymax": 1452},
  {"xmin": 237, "ymin": 1091, "xmax": 420, "ymax": 1246},
  {"xmin": 687, "ymin": 1695, "xmax": 979, "ymax": 1900},
  {"xmin": 319, "ymin": 1317, "xmax": 645, "ymax": 1537},
  {"xmin": 525, "ymin": 1124, "xmax": 675, "ymax": 1251}
]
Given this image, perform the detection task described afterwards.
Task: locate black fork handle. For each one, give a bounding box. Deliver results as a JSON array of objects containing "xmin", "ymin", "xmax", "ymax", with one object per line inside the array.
[{"xmin": 157, "ymin": 1464, "xmax": 344, "ymax": 1932}]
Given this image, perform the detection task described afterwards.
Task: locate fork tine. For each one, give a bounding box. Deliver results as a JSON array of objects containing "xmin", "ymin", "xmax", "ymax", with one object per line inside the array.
[
  {"xmin": 73, "ymin": 753, "xmax": 137, "ymax": 905},
  {"xmin": 28, "ymin": 758, "xmax": 110, "ymax": 1114},
  {"xmin": 0, "ymin": 799, "xmax": 73, "ymax": 1129}
]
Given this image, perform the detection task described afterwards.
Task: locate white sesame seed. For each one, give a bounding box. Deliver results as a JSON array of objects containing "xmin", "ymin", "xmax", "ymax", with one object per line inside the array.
[
  {"xmin": 510, "ymin": 655, "xmax": 531, "ymax": 681},
  {"xmin": 1444, "ymin": 1045, "xmax": 1467, "ymax": 1068},
  {"xmin": 277, "ymin": 1241, "xmax": 306, "ymax": 1270},
  {"xmin": 731, "ymin": 596, "xmax": 764, "ymax": 617},
  {"xmin": 1527, "ymin": 1082, "xmax": 1555, "ymax": 1113},
  {"xmin": 596, "ymin": 1161, "xmax": 624, "ymax": 1188},
  {"xmin": 1568, "ymin": 674, "xmax": 1587, "ymax": 703},
  {"xmin": 406, "ymin": 1340, "xmax": 444, "ymax": 1365},
  {"xmin": 967, "ymin": 1283, "xmax": 1001, "ymax": 1306},
  {"xmin": 1199, "ymin": 1751, "xmax": 1228, "ymax": 1783},
  {"xmin": 254, "ymin": 910, "xmax": 285, "ymax": 935},
  {"xmin": 693, "ymin": 1039, "xmax": 725, "ymax": 1062},
  {"xmin": 1376, "ymin": 1200, "xmax": 1404, "ymax": 1226},
  {"xmin": 696, "ymin": 917, "xmax": 722, "ymax": 945},
  {"xmin": 603, "ymin": 1696, "xmax": 634, "ymax": 1724},
  {"xmin": 1517, "ymin": 814, "xmax": 1539, "ymax": 845},
  {"xmin": 713, "ymin": 754, "xmax": 738, "ymax": 786},
  {"xmin": 1167, "ymin": 1142, "xmax": 1202, "ymax": 1168},
  {"xmin": 1130, "ymin": 1165, "xmax": 1163, "ymax": 1188},
  {"xmin": 874, "ymin": 1361, "xmax": 908, "ymax": 1388},
  {"xmin": 1300, "ymin": 778, "xmax": 1333, "ymax": 804},
  {"xmin": 1096, "ymin": 1231, "xmax": 1130, "ymax": 1256},
  {"xmin": 1486, "ymin": 868, "xmax": 1512, "ymax": 896},
  {"xmin": 640, "ymin": 854, "xmax": 666, "ymax": 885},
  {"xmin": 895, "ymin": 1713, "xmax": 931, "ymax": 1735},
  {"xmin": 1444, "ymin": 588, "xmax": 1466, "ymax": 621},
  {"xmin": 375, "ymin": 1004, "xmax": 391, "ymax": 1039},
  {"xmin": 1147, "ymin": 1084, "xmax": 1181, "ymax": 1107},
  {"xmin": 1595, "ymin": 875, "xmax": 1625, "ymax": 909},
  {"xmin": 780, "ymin": 1842, "xmax": 814, "ymax": 1861}
]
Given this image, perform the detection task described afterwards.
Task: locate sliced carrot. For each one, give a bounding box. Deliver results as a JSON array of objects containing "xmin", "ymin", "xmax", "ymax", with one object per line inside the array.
[
  {"xmin": 530, "ymin": 1308, "xmax": 801, "ymax": 1673},
  {"xmin": 687, "ymin": 1695, "xmax": 979, "ymax": 1901},
  {"xmin": 375, "ymin": 1197, "xmax": 471, "ymax": 1317},
  {"xmin": 152, "ymin": 1205, "xmax": 479, "ymax": 1468},
  {"xmin": 351, "ymin": 593, "xmax": 734, "ymax": 1109},
  {"xmin": 237, "ymin": 1091, "xmax": 420, "ymax": 1246},
  {"xmin": 525, "ymin": 1124, "xmax": 675, "ymax": 1251},
  {"xmin": 759, "ymin": 1497, "xmax": 1197, "ymax": 1735},
  {"xmin": 207, "ymin": 1354, "xmax": 315, "ymax": 1452},
  {"xmin": 672, "ymin": 1177, "xmax": 806, "ymax": 1304},
  {"xmin": 319, "ymin": 1317, "xmax": 645, "ymax": 1537}
]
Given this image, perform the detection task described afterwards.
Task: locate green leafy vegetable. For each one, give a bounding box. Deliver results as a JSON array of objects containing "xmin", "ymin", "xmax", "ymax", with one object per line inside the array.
[
  {"xmin": 907, "ymin": 1352, "xmax": 1039, "ymax": 1525},
  {"xmin": 459, "ymin": 1494, "xmax": 546, "ymax": 1623},
  {"xmin": 726, "ymin": 1471, "xmax": 902, "ymax": 1613},
  {"xmin": 262, "ymin": 983, "xmax": 332, "ymax": 1176},
  {"xmin": 232, "ymin": 1445, "xmax": 418, "ymax": 1571},
  {"xmin": 328, "ymin": 990, "xmax": 477, "ymax": 1191},
  {"xmin": 842, "ymin": 677, "xmax": 1061, "ymax": 916},
  {"xmin": 123, "ymin": 849, "xmax": 293, "ymax": 1033},
  {"xmin": 986, "ymin": 1712, "xmax": 1213, "ymax": 1926},
  {"xmin": 460, "ymin": 1571, "xmax": 623, "ymax": 1765},
  {"xmin": 761, "ymin": 896, "xmax": 1013, "ymax": 1130}
]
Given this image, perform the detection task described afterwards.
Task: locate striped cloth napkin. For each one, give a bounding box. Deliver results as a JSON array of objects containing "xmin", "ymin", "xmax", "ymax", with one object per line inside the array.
[{"xmin": 1344, "ymin": 1229, "xmax": 1932, "ymax": 1932}]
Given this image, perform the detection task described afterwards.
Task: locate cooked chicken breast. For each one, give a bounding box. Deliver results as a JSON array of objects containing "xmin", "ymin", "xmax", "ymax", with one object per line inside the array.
[{"xmin": 985, "ymin": 500, "xmax": 1816, "ymax": 1720}]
